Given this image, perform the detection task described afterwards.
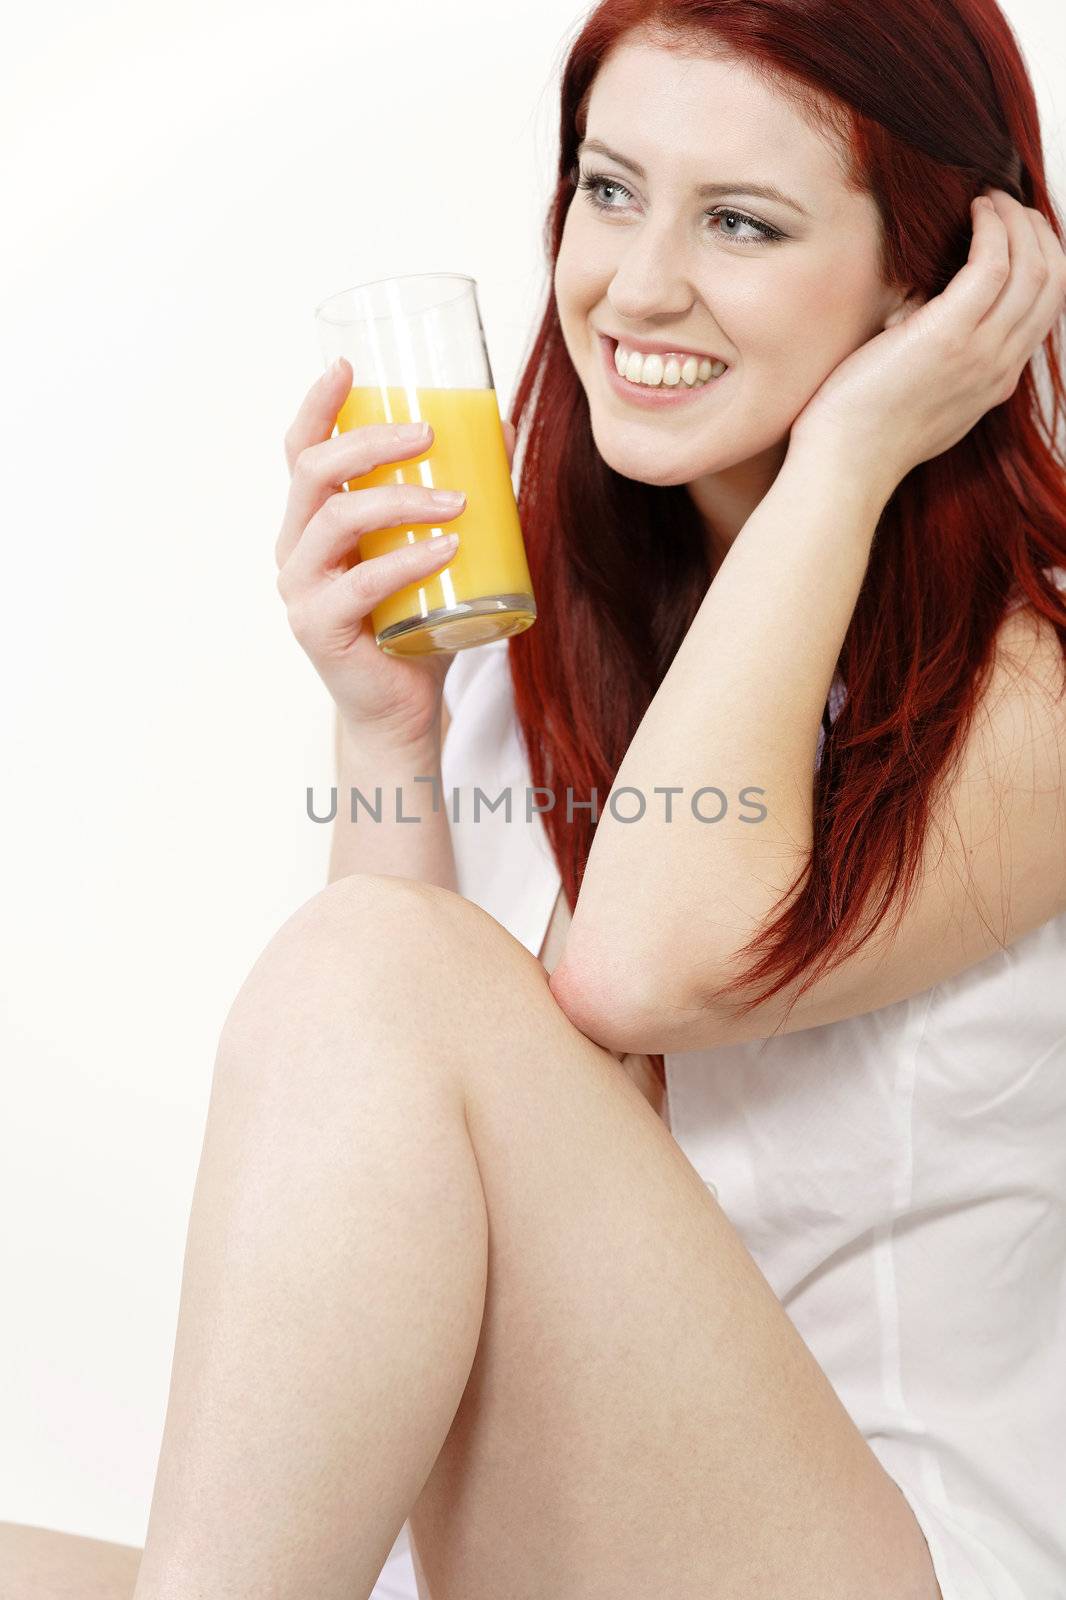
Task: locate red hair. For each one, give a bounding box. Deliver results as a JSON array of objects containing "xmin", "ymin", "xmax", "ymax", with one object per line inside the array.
[{"xmin": 507, "ymin": 0, "xmax": 1066, "ymax": 1090}]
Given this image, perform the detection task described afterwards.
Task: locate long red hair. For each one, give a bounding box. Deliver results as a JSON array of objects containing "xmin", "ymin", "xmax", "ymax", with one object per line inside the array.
[{"xmin": 507, "ymin": 0, "xmax": 1066, "ymax": 1088}]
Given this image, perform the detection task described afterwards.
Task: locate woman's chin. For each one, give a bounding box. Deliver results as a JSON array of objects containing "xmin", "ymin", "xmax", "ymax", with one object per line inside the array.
[{"xmin": 589, "ymin": 423, "xmax": 730, "ymax": 487}]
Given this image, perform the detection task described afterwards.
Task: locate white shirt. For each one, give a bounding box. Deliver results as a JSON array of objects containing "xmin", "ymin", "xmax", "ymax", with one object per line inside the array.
[{"xmin": 371, "ymin": 571, "xmax": 1066, "ymax": 1600}]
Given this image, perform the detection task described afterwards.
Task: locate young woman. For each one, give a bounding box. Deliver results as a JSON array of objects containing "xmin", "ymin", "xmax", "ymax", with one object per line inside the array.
[{"xmin": 5, "ymin": 1, "xmax": 1066, "ymax": 1597}]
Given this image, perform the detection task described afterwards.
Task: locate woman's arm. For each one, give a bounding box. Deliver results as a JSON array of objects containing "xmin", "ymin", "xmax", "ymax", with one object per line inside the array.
[
  {"xmin": 327, "ymin": 706, "xmax": 459, "ymax": 893},
  {"xmin": 552, "ymin": 595, "xmax": 1066, "ymax": 1055},
  {"xmin": 547, "ymin": 443, "xmax": 889, "ymax": 1045},
  {"xmin": 548, "ymin": 441, "xmax": 1066, "ymax": 1055}
]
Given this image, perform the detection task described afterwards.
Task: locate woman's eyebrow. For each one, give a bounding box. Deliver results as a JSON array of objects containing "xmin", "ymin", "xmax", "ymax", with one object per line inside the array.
[{"xmin": 575, "ymin": 138, "xmax": 811, "ymax": 217}]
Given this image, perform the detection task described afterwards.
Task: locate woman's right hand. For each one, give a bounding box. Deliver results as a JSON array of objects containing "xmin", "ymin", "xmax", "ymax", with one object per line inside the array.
[{"xmin": 275, "ymin": 356, "xmax": 516, "ymax": 752}]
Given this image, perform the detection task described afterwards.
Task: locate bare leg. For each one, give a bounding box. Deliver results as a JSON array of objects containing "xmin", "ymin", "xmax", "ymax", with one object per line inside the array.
[
  {"xmin": 132, "ymin": 875, "xmax": 488, "ymax": 1600},
  {"xmin": 122, "ymin": 869, "xmax": 939, "ymax": 1599},
  {"xmin": 0, "ymin": 1521, "xmax": 140, "ymax": 1600}
]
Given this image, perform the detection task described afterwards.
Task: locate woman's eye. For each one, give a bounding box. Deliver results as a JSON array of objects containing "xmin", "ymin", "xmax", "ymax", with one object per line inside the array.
[
  {"xmin": 574, "ymin": 170, "xmax": 784, "ymax": 246},
  {"xmin": 707, "ymin": 208, "xmax": 776, "ymax": 243}
]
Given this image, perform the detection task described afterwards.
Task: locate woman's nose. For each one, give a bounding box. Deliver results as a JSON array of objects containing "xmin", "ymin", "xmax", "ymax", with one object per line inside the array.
[{"xmin": 606, "ymin": 237, "xmax": 703, "ymax": 319}]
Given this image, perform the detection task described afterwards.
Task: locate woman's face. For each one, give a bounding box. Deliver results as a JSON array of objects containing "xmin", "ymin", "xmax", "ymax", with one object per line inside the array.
[{"xmin": 554, "ymin": 36, "xmax": 908, "ymax": 549}]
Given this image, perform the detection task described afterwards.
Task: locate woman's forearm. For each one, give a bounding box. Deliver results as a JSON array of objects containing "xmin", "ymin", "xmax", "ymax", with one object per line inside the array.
[
  {"xmin": 327, "ymin": 714, "xmax": 459, "ymax": 894},
  {"xmin": 552, "ymin": 443, "xmax": 896, "ymax": 1011}
]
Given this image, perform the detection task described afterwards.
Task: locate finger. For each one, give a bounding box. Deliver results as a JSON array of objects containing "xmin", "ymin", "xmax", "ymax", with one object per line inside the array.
[
  {"xmin": 291, "ymin": 535, "xmax": 461, "ymax": 651},
  {"xmin": 1028, "ymin": 206, "xmax": 1066, "ymax": 300},
  {"xmin": 276, "ymin": 422, "xmax": 434, "ymax": 571},
  {"xmin": 976, "ymin": 191, "xmax": 1048, "ymax": 340},
  {"xmin": 279, "ymin": 483, "xmax": 466, "ymax": 601},
  {"xmin": 503, "ymin": 419, "xmax": 516, "ymax": 468},
  {"xmin": 283, "ymin": 357, "xmax": 352, "ymax": 477},
  {"xmin": 1008, "ymin": 207, "xmax": 1066, "ymax": 355},
  {"xmin": 935, "ymin": 192, "xmax": 1011, "ymax": 333},
  {"xmin": 985, "ymin": 201, "xmax": 1062, "ymax": 400}
]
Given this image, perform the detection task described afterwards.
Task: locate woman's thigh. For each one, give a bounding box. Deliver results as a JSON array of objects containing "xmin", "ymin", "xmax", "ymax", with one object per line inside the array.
[{"xmin": 352, "ymin": 877, "xmax": 946, "ymax": 1600}]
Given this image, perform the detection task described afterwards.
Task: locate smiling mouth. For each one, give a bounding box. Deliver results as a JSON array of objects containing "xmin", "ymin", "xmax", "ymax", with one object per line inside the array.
[
  {"xmin": 606, "ymin": 335, "xmax": 729, "ymax": 391},
  {"xmin": 597, "ymin": 334, "xmax": 731, "ymax": 406}
]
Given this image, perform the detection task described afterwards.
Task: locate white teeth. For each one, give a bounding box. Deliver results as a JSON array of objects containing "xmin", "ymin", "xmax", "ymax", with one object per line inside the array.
[{"xmin": 613, "ymin": 341, "xmax": 727, "ymax": 389}]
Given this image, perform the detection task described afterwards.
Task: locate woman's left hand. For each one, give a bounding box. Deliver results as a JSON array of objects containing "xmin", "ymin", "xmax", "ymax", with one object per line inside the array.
[{"xmin": 788, "ymin": 187, "xmax": 1066, "ymax": 492}]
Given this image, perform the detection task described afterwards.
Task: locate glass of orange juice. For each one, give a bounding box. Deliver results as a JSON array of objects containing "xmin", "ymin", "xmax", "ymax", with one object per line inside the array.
[{"xmin": 314, "ymin": 273, "xmax": 537, "ymax": 656}]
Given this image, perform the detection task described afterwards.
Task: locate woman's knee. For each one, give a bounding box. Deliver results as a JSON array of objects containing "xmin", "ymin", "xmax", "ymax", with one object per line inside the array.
[
  {"xmin": 216, "ymin": 874, "xmax": 439, "ymax": 1048},
  {"xmin": 215, "ymin": 873, "xmax": 539, "ymax": 1071},
  {"xmin": 294, "ymin": 874, "xmax": 546, "ymax": 995}
]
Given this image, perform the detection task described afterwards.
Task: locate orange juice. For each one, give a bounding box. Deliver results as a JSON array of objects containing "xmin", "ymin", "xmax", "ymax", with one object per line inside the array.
[{"xmin": 336, "ymin": 385, "xmax": 536, "ymax": 654}]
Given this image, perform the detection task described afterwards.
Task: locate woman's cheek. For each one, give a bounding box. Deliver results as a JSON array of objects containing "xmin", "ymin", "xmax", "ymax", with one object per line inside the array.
[
  {"xmin": 741, "ymin": 284, "xmax": 865, "ymax": 417},
  {"xmin": 792, "ymin": 253, "xmax": 887, "ymax": 350}
]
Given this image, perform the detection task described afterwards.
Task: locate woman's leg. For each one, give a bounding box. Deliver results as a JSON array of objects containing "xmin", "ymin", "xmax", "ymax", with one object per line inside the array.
[
  {"xmin": 402, "ymin": 896, "xmax": 944, "ymax": 1600},
  {"xmin": 0, "ymin": 1522, "xmax": 140, "ymax": 1599},
  {"xmin": 78, "ymin": 868, "xmax": 939, "ymax": 1600},
  {"xmin": 132, "ymin": 874, "xmax": 489, "ymax": 1600}
]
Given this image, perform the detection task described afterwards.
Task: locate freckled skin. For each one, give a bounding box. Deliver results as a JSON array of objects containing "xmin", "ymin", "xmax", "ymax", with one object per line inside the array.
[{"xmin": 553, "ymin": 32, "xmax": 909, "ymax": 558}]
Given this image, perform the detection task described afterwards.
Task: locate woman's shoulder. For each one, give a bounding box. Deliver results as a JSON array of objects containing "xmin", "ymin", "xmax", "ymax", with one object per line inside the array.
[
  {"xmin": 996, "ymin": 569, "xmax": 1066, "ymax": 697},
  {"xmin": 823, "ymin": 565, "xmax": 1066, "ymax": 736},
  {"xmin": 1003, "ymin": 563, "xmax": 1066, "ymax": 618}
]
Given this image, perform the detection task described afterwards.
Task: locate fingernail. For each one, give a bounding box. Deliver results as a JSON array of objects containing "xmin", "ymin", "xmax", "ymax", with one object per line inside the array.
[
  {"xmin": 328, "ymin": 356, "xmax": 346, "ymax": 379},
  {"xmin": 430, "ymin": 489, "xmax": 465, "ymax": 506}
]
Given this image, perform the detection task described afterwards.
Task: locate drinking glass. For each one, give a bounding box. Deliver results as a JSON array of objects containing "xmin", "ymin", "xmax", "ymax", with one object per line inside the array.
[{"xmin": 314, "ymin": 272, "xmax": 537, "ymax": 655}]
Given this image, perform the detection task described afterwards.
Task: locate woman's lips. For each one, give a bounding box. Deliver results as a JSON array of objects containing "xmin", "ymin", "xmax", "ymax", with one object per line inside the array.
[{"xmin": 597, "ymin": 333, "xmax": 729, "ymax": 409}]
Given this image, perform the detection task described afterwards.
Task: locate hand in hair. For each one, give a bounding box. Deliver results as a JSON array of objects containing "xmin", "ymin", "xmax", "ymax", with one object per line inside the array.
[{"xmin": 788, "ymin": 187, "xmax": 1066, "ymax": 489}]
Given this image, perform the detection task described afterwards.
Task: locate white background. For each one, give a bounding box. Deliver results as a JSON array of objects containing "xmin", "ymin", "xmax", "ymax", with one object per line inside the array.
[{"xmin": 2, "ymin": 0, "xmax": 1064, "ymax": 1552}]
